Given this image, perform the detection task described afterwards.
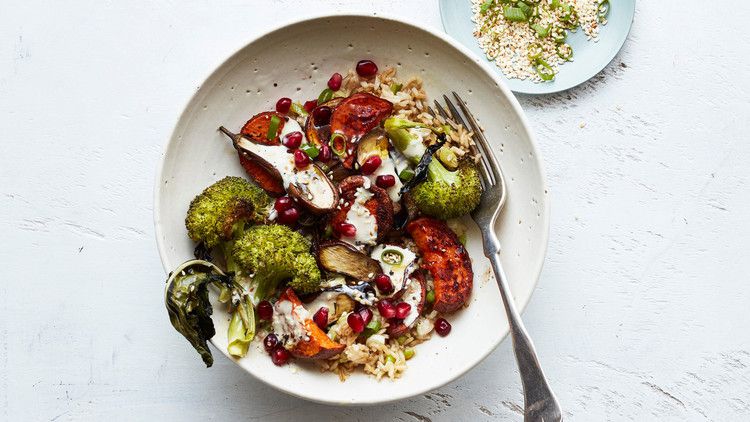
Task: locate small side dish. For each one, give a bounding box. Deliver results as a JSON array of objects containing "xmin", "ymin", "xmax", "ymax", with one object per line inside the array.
[
  {"xmin": 472, "ymin": 0, "xmax": 610, "ymax": 82},
  {"xmin": 164, "ymin": 61, "xmax": 484, "ymax": 380}
]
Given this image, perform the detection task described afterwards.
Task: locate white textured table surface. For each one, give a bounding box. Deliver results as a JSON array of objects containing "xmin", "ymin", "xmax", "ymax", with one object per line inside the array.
[{"xmin": 2, "ymin": 1, "xmax": 749, "ymax": 420}]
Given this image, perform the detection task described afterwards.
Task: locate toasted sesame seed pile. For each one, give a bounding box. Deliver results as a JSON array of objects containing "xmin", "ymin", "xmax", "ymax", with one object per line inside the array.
[{"xmin": 471, "ymin": 0, "xmax": 609, "ymax": 82}]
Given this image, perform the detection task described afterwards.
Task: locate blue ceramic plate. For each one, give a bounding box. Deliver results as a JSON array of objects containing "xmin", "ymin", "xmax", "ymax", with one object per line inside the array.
[{"xmin": 439, "ymin": 0, "xmax": 635, "ymax": 94}]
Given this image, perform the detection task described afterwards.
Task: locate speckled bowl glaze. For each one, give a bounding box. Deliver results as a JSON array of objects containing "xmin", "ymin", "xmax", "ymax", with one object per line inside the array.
[{"xmin": 154, "ymin": 12, "xmax": 549, "ymax": 405}]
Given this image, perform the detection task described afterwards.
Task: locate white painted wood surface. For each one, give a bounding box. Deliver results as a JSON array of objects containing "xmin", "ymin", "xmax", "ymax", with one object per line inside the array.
[{"xmin": 1, "ymin": 0, "xmax": 748, "ymax": 420}]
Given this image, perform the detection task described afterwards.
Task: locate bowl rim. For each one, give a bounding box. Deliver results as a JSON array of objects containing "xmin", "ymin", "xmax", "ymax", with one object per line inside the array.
[{"xmin": 153, "ymin": 10, "xmax": 551, "ymax": 405}]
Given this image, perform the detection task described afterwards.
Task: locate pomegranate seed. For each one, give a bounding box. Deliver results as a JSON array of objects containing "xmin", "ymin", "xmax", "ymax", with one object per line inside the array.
[
  {"xmin": 313, "ymin": 307, "xmax": 329, "ymax": 329},
  {"xmin": 347, "ymin": 312, "xmax": 365, "ymax": 333},
  {"xmin": 294, "ymin": 149, "xmax": 310, "ymax": 168},
  {"xmin": 327, "ymin": 72, "xmax": 343, "ymax": 91},
  {"xmin": 395, "ymin": 302, "xmax": 412, "ymax": 319},
  {"xmin": 276, "ymin": 97, "xmax": 292, "ymax": 114},
  {"xmin": 376, "ymin": 174, "xmax": 396, "ymax": 189},
  {"xmin": 312, "ymin": 106, "xmax": 332, "ymax": 126},
  {"xmin": 358, "ymin": 308, "xmax": 373, "ymax": 326},
  {"xmin": 274, "ymin": 196, "xmax": 293, "ymax": 212},
  {"xmin": 263, "ymin": 333, "xmax": 279, "ymax": 353},
  {"xmin": 374, "ymin": 274, "xmax": 393, "ymax": 294},
  {"xmin": 356, "ymin": 59, "xmax": 378, "ymax": 77},
  {"xmin": 304, "ymin": 99, "xmax": 318, "ymax": 113},
  {"xmin": 360, "ymin": 155, "xmax": 382, "ymax": 175},
  {"xmin": 336, "ymin": 222, "xmax": 357, "ymax": 237},
  {"xmin": 271, "ymin": 346, "xmax": 290, "ymax": 366},
  {"xmin": 277, "ymin": 207, "xmax": 299, "ymax": 225},
  {"xmin": 282, "ymin": 131, "xmax": 303, "ymax": 149},
  {"xmin": 318, "ymin": 143, "xmax": 332, "ymax": 162},
  {"xmin": 377, "ymin": 299, "xmax": 396, "ymax": 319},
  {"xmin": 257, "ymin": 301, "xmax": 273, "ymax": 320},
  {"xmin": 435, "ymin": 318, "xmax": 452, "ymax": 336}
]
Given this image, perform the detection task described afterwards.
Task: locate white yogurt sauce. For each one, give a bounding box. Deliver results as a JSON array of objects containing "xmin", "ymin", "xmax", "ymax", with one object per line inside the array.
[
  {"xmin": 272, "ymin": 299, "xmax": 311, "ymax": 348},
  {"xmin": 370, "ymin": 244, "xmax": 417, "ymax": 294},
  {"xmin": 400, "ymin": 277, "xmax": 423, "ymax": 327},
  {"xmin": 366, "ymin": 153, "xmax": 403, "ymax": 202},
  {"xmin": 342, "ymin": 187, "xmax": 377, "ymax": 248}
]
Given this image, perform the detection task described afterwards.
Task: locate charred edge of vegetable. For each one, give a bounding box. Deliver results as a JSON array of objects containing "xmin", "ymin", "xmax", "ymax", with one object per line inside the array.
[{"xmin": 398, "ymin": 133, "xmax": 447, "ymax": 195}]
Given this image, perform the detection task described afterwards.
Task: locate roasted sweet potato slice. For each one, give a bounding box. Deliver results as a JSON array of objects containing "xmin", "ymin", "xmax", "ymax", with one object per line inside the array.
[
  {"xmin": 330, "ymin": 176, "xmax": 394, "ymax": 243},
  {"xmin": 329, "ymin": 93, "xmax": 393, "ymax": 168},
  {"xmin": 406, "ymin": 218, "xmax": 473, "ymax": 313},
  {"xmin": 278, "ymin": 288, "xmax": 345, "ymax": 360},
  {"xmin": 240, "ymin": 111, "xmax": 285, "ymax": 145},
  {"xmin": 238, "ymin": 152, "xmax": 285, "ymax": 196}
]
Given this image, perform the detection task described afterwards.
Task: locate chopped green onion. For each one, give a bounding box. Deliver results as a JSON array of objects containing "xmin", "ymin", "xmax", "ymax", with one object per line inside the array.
[
  {"xmin": 366, "ymin": 320, "xmax": 381, "ymax": 332},
  {"xmin": 300, "ymin": 143, "xmax": 319, "ymax": 159},
  {"xmin": 318, "ymin": 88, "xmax": 334, "ymax": 104},
  {"xmin": 267, "ymin": 114, "xmax": 281, "ymax": 140},
  {"xmin": 426, "ymin": 290, "xmax": 435, "ymax": 304},
  {"xmin": 530, "ymin": 23, "xmax": 550, "ymax": 38},
  {"xmin": 597, "ymin": 0, "xmax": 609, "ymax": 22},
  {"xmin": 329, "ymin": 133, "xmax": 347, "ymax": 157},
  {"xmin": 398, "ymin": 168, "xmax": 415, "ymax": 182},
  {"xmin": 551, "ymin": 27, "xmax": 567, "ymax": 44},
  {"xmin": 436, "ymin": 146, "xmax": 459, "ymax": 170},
  {"xmin": 516, "ymin": 1, "xmax": 531, "ymax": 17},
  {"xmin": 385, "ymin": 354, "xmax": 396, "ymax": 364},
  {"xmin": 397, "ymin": 335, "xmax": 408, "ymax": 345},
  {"xmin": 556, "ymin": 43, "xmax": 573, "ymax": 61},
  {"xmin": 404, "ymin": 349, "xmax": 415, "ymax": 360},
  {"xmin": 381, "ymin": 249, "xmax": 404, "ymax": 265},
  {"xmin": 503, "ymin": 6, "xmax": 528, "ymax": 22},
  {"xmin": 535, "ymin": 58, "xmax": 555, "ymax": 81},
  {"xmin": 527, "ymin": 42, "xmax": 543, "ymax": 61},
  {"xmin": 480, "ymin": 0, "xmax": 494, "ymax": 14},
  {"xmin": 390, "ymin": 83, "xmax": 403, "ymax": 95},
  {"xmin": 550, "ymin": 0, "xmax": 561, "ymax": 8},
  {"xmin": 290, "ymin": 102, "xmax": 308, "ymax": 117}
]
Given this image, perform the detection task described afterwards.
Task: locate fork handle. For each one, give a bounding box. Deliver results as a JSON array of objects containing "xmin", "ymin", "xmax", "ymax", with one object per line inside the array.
[{"xmin": 487, "ymin": 251, "xmax": 562, "ymax": 422}]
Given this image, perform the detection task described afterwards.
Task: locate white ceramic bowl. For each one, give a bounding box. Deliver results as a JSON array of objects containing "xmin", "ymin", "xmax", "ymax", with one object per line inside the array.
[{"xmin": 154, "ymin": 12, "xmax": 549, "ymax": 405}]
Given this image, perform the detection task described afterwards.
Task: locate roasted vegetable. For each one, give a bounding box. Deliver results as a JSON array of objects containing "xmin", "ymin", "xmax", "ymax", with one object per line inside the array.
[
  {"xmin": 386, "ymin": 272, "xmax": 426, "ymax": 337},
  {"xmin": 305, "ymin": 97, "xmax": 343, "ymax": 147},
  {"xmin": 407, "ymin": 217, "xmax": 473, "ymax": 313},
  {"xmin": 232, "ymin": 224, "xmax": 322, "ymax": 298},
  {"xmin": 385, "ymin": 117, "xmax": 482, "ymax": 219},
  {"xmin": 184, "ymin": 176, "xmax": 271, "ymax": 270},
  {"xmin": 165, "ymin": 259, "xmax": 254, "ymax": 366},
  {"xmin": 330, "ymin": 175, "xmax": 394, "ymax": 245},
  {"xmin": 317, "ymin": 240, "xmax": 381, "ymax": 280},
  {"xmin": 278, "ymin": 288, "xmax": 346, "ymax": 359},
  {"xmin": 240, "ymin": 111, "xmax": 285, "ymax": 144},
  {"xmin": 329, "ymin": 93, "xmax": 393, "ymax": 168}
]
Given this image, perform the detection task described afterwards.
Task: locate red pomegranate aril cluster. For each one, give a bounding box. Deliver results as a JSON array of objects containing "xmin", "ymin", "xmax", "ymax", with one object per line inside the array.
[
  {"xmin": 336, "ymin": 222, "xmax": 357, "ymax": 237},
  {"xmin": 434, "ymin": 318, "xmax": 451, "ymax": 336},
  {"xmin": 277, "ymin": 207, "xmax": 299, "ymax": 225},
  {"xmin": 312, "ymin": 106, "xmax": 332, "ymax": 126},
  {"xmin": 395, "ymin": 302, "xmax": 411, "ymax": 319},
  {"xmin": 257, "ymin": 300, "xmax": 274, "ymax": 320},
  {"xmin": 347, "ymin": 312, "xmax": 365, "ymax": 333},
  {"xmin": 374, "ymin": 273, "xmax": 393, "ymax": 294},
  {"xmin": 282, "ymin": 131, "xmax": 303, "ymax": 149},
  {"xmin": 271, "ymin": 347, "xmax": 290, "ymax": 366},
  {"xmin": 360, "ymin": 155, "xmax": 382, "ymax": 175},
  {"xmin": 263, "ymin": 333, "xmax": 279, "ymax": 353},
  {"xmin": 356, "ymin": 59, "xmax": 378, "ymax": 78},
  {"xmin": 313, "ymin": 307, "xmax": 329, "ymax": 330},
  {"xmin": 303, "ymin": 99, "xmax": 318, "ymax": 113},
  {"xmin": 358, "ymin": 307, "xmax": 373, "ymax": 326},
  {"xmin": 276, "ymin": 97, "xmax": 292, "ymax": 114},
  {"xmin": 377, "ymin": 299, "xmax": 397, "ymax": 319},
  {"xmin": 318, "ymin": 143, "xmax": 332, "ymax": 162},
  {"xmin": 375, "ymin": 174, "xmax": 396, "ymax": 189},
  {"xmin": 294, "ymin": 149, "xmax": 311, "ymax": 169},
  {"xmin": 327, "ymin": 72, "xmax": 343, "ymax": 91},
  {"xmin": 273, "ymin": 196, "xmax": 293, "ymax": 212}
]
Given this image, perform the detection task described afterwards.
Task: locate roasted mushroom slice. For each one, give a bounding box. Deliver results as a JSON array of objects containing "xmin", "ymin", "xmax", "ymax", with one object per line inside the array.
[
  {"xmin": 318, "ymin": 240, "xmax": 381, "ymax": 281},
  {"xmin": 219, "ymin": 126, "xmax": 339, "ymax": 214},
  {"xmin": 305, "ymin": 98, "xmax": 343, "ymax": 147}
]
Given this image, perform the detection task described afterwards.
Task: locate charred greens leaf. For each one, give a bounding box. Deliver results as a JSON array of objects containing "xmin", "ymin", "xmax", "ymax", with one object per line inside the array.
[{"xmin": 165, "ymin": 260, "xmax": 231, "ymax": 367}]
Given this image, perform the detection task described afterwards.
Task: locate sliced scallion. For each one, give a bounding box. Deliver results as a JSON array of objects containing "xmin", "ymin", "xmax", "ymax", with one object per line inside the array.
[
  {"xmin": 300, "ymin": 143, "xmax": 319, "ymax": 159},
  {"xmin": 530, "ymin": 23, "xmax": 550, "ymax": 38},
  {"xmin": 535, "ymin": 58, "xmax": 555, "ymax": 81},
  {"xmin": 290, "ymin": 102, "xmax": 308, "ymax": 117},
  {"xmin": 390, "ymin": 83, "xmax": 403, "ymax": 95},
  {"xmin": 556, "ymin": 43, "xmax": 573, "ymax": 61},
  {"xmin": 267, "ymin": 114, "xmax": 281, "ymax": 140},
  {"xmin": 329, "ymin": 133, "xmax": 347, "ymax": 157},
  {"xmin": 398, "ymin": 168, "xmax": 415, "ymax": 182},
  {"xmin": 527, "ymin": 42, "xmax": 543, "ymax": 61},
  {"xmin": 381, "ymin": 248, "xmax": 404, "ymax": 265},
  {"xmin": 480, "ymin": 0, "xmax": 494, "ymax": 14},
  {"xmin": 598, "ymin": 0, "xmax": 610, "ymax": 22},
  {"xmin": 516, "ymin": 1, "xmax": 531, "ymax": 17},
  {"xmin": 503, "ymin": 6, "xmax": 528, "ymax": 22},
  {"xmin": 318, "ymin": 88, "xmax": 334, "ymax": 104},
  {"xmin": 551, "ymin": 27, "xmax": 567, "ymax": 44}
]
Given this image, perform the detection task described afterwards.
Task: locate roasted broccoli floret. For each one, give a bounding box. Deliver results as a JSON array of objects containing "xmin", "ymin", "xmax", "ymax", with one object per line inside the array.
[
  {"xmin": 385, "ymin": 118, "xmax": 482, "ymax": 219},
  {"xmin": 185, "ymin": 176, "xmax": 270, "ymax": 269},
  {"xmin": 232, "ymin": 224, "xmax": 322, "ymax": 299}
]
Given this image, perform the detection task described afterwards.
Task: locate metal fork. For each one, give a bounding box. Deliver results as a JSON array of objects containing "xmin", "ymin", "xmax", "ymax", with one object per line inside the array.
[{"xmin": 431, "ymin": 93, "xmax": 562, "ymax": 422}]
